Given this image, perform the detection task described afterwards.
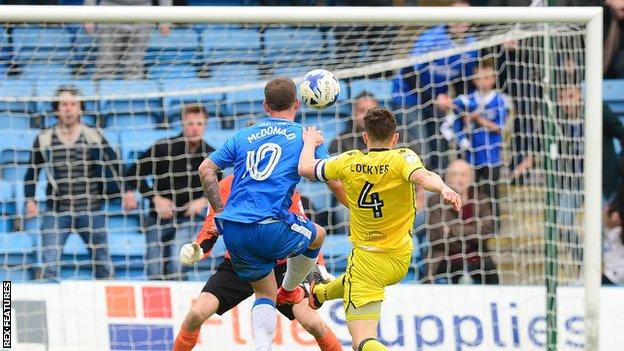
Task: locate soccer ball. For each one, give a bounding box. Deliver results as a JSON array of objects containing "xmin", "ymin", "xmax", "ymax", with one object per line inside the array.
[{"xmin": 299, "ymin": 69, "xmax": 340, "ymax": 110}]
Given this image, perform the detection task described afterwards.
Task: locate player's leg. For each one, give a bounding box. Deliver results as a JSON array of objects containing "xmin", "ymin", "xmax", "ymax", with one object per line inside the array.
[
  {"xmin": 346, "ymin": 310, "xmax": 386, "ymax": 351},
  {"xmin": 174, "ymin": 259, "xmax": 255, "ymax": 351},
  {"xmin": 279, "ymin": 219, "xmax": 326, "ymax": 304},
  {"xmin": 309, "ymin": 273, "xmax": 346, "ymax": 309},
  {"xmin": 249, "ymin": 271, "xmax": 279, "ymax": 351},
  {"xmin": 173, "ymin": 292, "xmax": 219, "ymax": 351},
  {"xmin": 291, "ymin": 302, "xmax": 343, "ymax": 351},
  {"xmin": 273, "ymin": 264, "xmax": 342, "ymax": 351}
]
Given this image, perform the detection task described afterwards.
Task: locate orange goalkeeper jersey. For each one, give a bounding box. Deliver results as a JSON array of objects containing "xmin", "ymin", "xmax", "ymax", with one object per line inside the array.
[{"xmin": 194, "ymin": 175, "xmax": 325, "ymax": 266}]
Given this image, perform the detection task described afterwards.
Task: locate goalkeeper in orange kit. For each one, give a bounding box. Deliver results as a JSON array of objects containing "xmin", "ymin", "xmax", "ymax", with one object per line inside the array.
[{"xmin": 173, "ymin": 175, "xmax": 342, "ymax": 351}]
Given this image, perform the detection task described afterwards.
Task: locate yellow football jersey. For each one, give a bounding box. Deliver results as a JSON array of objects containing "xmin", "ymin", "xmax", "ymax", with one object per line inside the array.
[{"xmin": 317, "ymin": 147, "xmax": 424, "ymax": 253}]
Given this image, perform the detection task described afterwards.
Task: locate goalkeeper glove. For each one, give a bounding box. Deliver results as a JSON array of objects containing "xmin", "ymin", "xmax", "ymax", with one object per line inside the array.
[{"xmin": 180, "ymin": 242, "xmax": 202, "ymax": 266}]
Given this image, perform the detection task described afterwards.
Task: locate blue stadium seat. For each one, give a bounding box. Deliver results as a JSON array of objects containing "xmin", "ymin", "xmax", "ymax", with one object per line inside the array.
[
  {"xmin": 0, "ymin": 233, "xmax": 35, "ymax": 267},
  {"xmin": 0, "ymin": 181, "xmax": 15, "ymax": 232},
  {"xmin": 297, "ymin": 180, "xmax": 333, "ymax": 212},
  {"xmin": 349, "ymin": 78, "xmax": 393, "ymax": 102},
  {"xmin": 62, "ymin": 233, "xmax": 88, "ymax": 255},
  {"xmin": 0, "ymin": 129, "xmax": 38, "ymax": 164},
  {"xmin": 263, "ymin": 27, "xmax": 326, "ymax": 65},
  {"xmin": 603, "ymin": 79, "xmax": 624, "ymax": 102},
  {"xmin": 322, "ymin": 234, "xmax": 351, "ymax": 273},
  {"xmin": 271, "ymin": 66, "xmax": 314, "ymax": 78},
  {"xmin": 0, "ymin": 80, "xmax": 36, "ymax": 113},
  {"xmin": 225, "ymin": 88, "xmax": 265, "ymax": 116},
  {"xmin": 99, "ymin": 80, "xmax": 163, "ymax": 122},
  {"xmin": 203, "ymin": 129, "xmax": 236, "ymax": 149},
  {"xmin": 202, "ymin": 28, "xmax": 261, "ymax": 64},
  {"xmin": 160, "ymin": 78, "xmax": 226, "ymax": 122},
  {"xmin": 107, "ymin": 215, "xmax": 140, "ymax": 235},
  {"xmin": 147, "ymin": 64, "xmax": 197, "ymax": 80},
  {"xmin": 70, "ymin": 27, "xmax": 97, "ymax": 76},
  {"xmin": 0, "ymin": 268, "xmax": 33, "ymax": 282},
  {"xmin": 208, "ymin": 63, "xmax": 260, "ymax": 83},
  {"xmin": 12, "ymin": 26, "xmax": 73, "ymax": 62},
  {"xmin": 0, "ymin": 113, "xmax": 31, "ymax": 129},
  {"xmin": 21, "ymin": 63, "xmax": 73, "ymax": 80},
  {"xmin": 146, "ymin": 27, "xmax": 199, "ymax": 63},
  {"xmin": 0, "ymin": 27, "xmax": 10, "ymax": 71},
  {"xmin": 119, "ymin": 129, "xmax": 177, "ymax": 162},
  {"xmin": 35, "ymin": 79, "xmax": 98, "ymax": 115},
  {"xmin": 109, "ymin": 231, "xmax": 144, "ymax": 257}
]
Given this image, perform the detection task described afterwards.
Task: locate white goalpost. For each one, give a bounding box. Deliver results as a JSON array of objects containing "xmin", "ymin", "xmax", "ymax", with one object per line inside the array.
[{"xmin": 0, "ymin": 5, "xmax": 603, "ymax": 351}]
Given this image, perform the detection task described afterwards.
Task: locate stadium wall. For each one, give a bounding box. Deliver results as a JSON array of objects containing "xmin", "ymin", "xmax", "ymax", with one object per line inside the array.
[{"xmin": 9, "ymin": 282, "xmax": 624, "ymax": 351}]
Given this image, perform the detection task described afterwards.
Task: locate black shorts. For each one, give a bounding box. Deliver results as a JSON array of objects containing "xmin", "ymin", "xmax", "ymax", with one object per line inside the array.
[{"xmin": 202, "ymin": 259, "xmax": 308, "ymax": 320}]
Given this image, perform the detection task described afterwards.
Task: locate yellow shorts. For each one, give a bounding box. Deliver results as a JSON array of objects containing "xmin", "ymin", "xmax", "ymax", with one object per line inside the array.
[{"xmin": 343, "ymin": 246, "xmax": 411, "ymax": 321}]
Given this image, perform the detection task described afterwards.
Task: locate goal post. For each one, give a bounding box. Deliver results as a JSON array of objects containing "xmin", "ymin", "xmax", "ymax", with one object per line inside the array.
[{"xmin": 0, "ymin": 5, "xmax": 603, "ymax": 351}]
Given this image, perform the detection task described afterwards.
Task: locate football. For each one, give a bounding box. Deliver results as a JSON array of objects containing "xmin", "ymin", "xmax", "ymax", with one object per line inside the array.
[{"xmin": 299, "ymin": 69, "xmax": 340, "ymax": 110}]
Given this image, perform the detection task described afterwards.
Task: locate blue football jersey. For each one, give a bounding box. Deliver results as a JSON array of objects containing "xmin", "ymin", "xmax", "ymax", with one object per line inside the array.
[
  {"xmin": 452, "ymin": 90, "xmax": 512, "ymax": 166},
  {"xmin": 209, "ymin": 117, "xmax": 329, "ymax": 223}
]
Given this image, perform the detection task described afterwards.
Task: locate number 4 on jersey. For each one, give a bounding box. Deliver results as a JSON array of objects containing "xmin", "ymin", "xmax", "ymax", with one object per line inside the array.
[{"xmin": 358, "ymin": 181, "xmax": 384, "ymax": 218}]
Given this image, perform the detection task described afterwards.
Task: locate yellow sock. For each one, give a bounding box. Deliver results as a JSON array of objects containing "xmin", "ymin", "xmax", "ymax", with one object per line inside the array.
[
  {"xmin": 358, "ymin": 338, "xmax": 387, "ymax": 351},
  {"xmin": 314, "ymin": 274, "xmax": 345, "ymax": 303}
]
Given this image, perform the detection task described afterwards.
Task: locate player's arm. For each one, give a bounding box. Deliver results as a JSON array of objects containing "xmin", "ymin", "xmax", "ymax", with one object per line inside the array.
[
  {"xmin": 180, "ymin": 178, "xmax": 231, "ymax": 265},
  {"xmin": 410, "ymin": 168, "xmax": 462, "ymax": 212},
  {"xmin": 199, "ymin": 135, "xmax": 238, "ymax": 215},
  {"xmin": 298, "ymin": 127, "xmax": 349, "ymax": 207},
  {"xmin": 298, "ymin": 126, "xmax": 324, "ymax": 180}
]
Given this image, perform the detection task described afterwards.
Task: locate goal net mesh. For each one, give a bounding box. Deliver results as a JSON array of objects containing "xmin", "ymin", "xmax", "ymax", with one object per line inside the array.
[{"xmin": 0, "ymin": 18, "xmax": 588, "ymax": 350}]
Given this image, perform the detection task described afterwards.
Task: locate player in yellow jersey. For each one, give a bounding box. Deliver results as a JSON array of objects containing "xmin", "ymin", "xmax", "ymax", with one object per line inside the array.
[{"xmin": 298, "ymin": 107, "xmax": 462, "ymax": 351}]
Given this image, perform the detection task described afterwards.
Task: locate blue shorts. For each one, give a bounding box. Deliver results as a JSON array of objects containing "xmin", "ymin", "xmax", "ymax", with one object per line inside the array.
[{"xmin": 218, "ymin": 213, "xmax": 317, "ymax": 282}]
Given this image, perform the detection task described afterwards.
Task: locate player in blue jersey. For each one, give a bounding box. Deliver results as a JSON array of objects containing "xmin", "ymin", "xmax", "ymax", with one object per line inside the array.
[{"xmin": 197, "ymin": 77, "xmax": 343, "ymax": 351}]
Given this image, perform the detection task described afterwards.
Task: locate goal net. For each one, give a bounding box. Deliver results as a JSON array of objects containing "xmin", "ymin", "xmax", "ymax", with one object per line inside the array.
[{"xmin": 0, "ymin": 5, "xmax": 603, "ymax": 351}]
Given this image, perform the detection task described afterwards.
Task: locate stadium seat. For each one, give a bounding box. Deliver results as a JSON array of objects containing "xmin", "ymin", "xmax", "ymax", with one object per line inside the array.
[
  {"xmin": 0, "ymin": 180, "xmax": 15, "ymax": 232},
  {"xmin": 225, "ymin": 88, "xmax": 265, "ymax": 117},
  {"xmin": 0, "ymin": 233, "xmax": 35, "ymax": 267},
  {"xmin": 35, "ymin": 79, "xmax": 98, "ymax": 115},
  {"xmin": 119, "ymin": 128, "xmax": 178, "ymax": 162},
  {"xmin": 349, "ymin": 78, "xmax": 393, "ymax": 102},
  {"xmin": 12, "ymin": 26, "xmax": 73, "ymax": 62},
  {"xmin": 263, "ymin": 27, "xmax": 326, "ymax": 65},
  {"xmin": 207, "ymin": 63, "xmax": 261, "ymax": 83},
  {"xmin": 146, "ymin": 27, "xmax": 200, "ymax": 63},
  {"xmin": 0, "ymin": 129, "xmax": 39, "ymax": 164},
  {"xmin": 109, "ymin": 231, "xmax": 144, "ymax": 257},
  {"xmin": 322, "ymin": 234, "xmax": 352, "ymax": 273},
  {"xmin": 160, "ymin": 78, "xmax": 226, "ymax": 122},
  {"xmin": 21, "ymin": 63, "xmax": 73, "ymax": 80},
  {"xmin": 297, "ymin": 180, "xmax": 333, "ymax": 212},
  {"xmin": 147, "ymin": 64, "xmax": 197, "ymax": 80},
  {"xmin": 0, "ymin": 113, "xmax": 32, "ymax": 130},
  {"xmin": 69, "ymin": 26, "xmax": 97, "ymax": 77},
  {"xmin": 99, "ymin": 80, "xmax": 163, "ymax": 122},
  {"xmin": 203, "ymin": 129, "xmax": 236, "ymax": 149},
  {"xmin": 202, "ymin": 28, "xmax": 261, "ymax": 64},
  {"xmin": 0, "ymin": 79, "xmax": 36, "ymax": 113}
]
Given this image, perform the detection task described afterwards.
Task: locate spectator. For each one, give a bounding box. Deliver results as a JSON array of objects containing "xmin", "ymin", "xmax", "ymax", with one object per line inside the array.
[
  {"xmin": 436, "ymin": 58, "xmax": 512, "ymax": 204},
  {"xmin": 328, "ymin": 91, "xmax": 378, "ymax": 155},
  {"xmin": 603, "ymin": 203, "xmax": 624, "ymax": 285},
  {"xmin": 392, "ymin": 0, "xmax": 478, "ymax": 172},
  {"xmin": 24, "ymin": 86, "xmax": 121, "ymax": 281},
  {"xmin": 603, "ymin": 103, "xmax": 624, "ymax": 202},
  {"xmin": 425, "ymin": 159, "xmax": 498, "ymax": 284},
  {"xmin": 123, "ymin": 104, "xmax": 217, "ymax": 280},
  {"xmin": 84, "ymin": 0, "xmax": 171, "ymax": 80}
]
